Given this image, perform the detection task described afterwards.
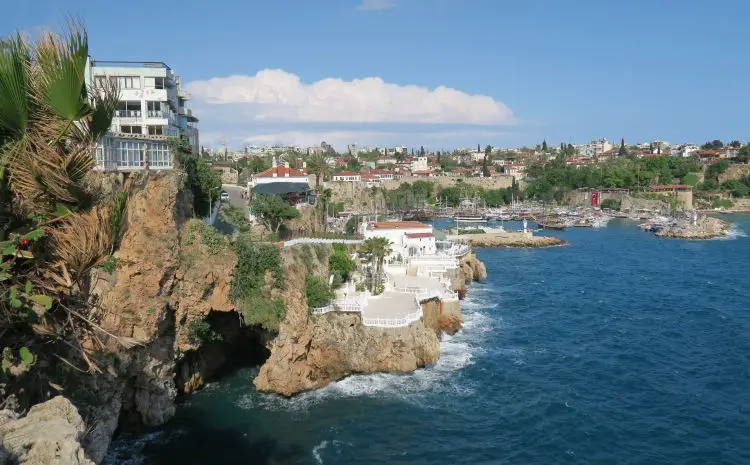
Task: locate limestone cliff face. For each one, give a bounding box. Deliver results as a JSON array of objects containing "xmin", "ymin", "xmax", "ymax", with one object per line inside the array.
[
  {"xmin": 421, "ymin": 299, "xmax": 463, "ymax": 336},
  {"xmin": 82, "ymin": 171, "xmax": 237, "ymax": 463},
  {"xmin": 253, "ymin": 246, "xmax": 440, "ymax": 396}
]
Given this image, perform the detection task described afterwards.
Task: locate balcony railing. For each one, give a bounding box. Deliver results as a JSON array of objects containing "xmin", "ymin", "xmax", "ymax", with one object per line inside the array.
[
  {"xmin": 147, "ymin": 110, "xmax": 165, "ymax": 118},
  {"xmin": 116, "ymin": 110, "xmax": 142, "ymax": 118}
]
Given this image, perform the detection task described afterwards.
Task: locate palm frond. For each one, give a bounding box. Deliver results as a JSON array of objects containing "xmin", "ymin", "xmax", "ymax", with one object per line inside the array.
[
  {"xmin": 0, "ymin": 34, "xmax": 30, "ymax": 137},
  {"xmin": 50, "ymin": 204, "xmax": 112, "ymax": 279},
  {"xmin": 85, "ymin": 76, "xmax": 118, "ymax": 142},
  {"xmin": 34, "ymin": 22, "xmax": 90, "ymax": 144}
]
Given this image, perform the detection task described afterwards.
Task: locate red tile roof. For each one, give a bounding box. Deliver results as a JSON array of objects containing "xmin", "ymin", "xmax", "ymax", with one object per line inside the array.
[
  {"xmin": 405, "ymin": 232, "xmax": 434, "ymax": 239},
  {"xmin": 256, "ymin": 166, "xmax": 307, "ymax": 178}
]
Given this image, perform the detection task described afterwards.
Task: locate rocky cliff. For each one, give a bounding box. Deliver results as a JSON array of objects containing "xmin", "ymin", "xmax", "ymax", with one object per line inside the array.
[
  {"xmin": 78, "ymin": 171, "xmax": 239, "ymax": 463},
  {"xmin": 0, "ymin": 397, "xmax": 94, "ymax": 465},
  {"xmin": 253, "ymin": 246, "xmax": 442, "ymax": 396}
]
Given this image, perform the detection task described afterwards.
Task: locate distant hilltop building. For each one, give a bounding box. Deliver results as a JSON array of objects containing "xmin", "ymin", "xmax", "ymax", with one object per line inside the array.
[{"xmin": 87, "ymin": 60, "xmax": 199, "ymax": 171}]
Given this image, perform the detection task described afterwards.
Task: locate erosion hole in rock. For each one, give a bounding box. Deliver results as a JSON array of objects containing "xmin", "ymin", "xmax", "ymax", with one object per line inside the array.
[{"xmin": 176, "ymin": 310, "xmax": 271, "ymax": 395}]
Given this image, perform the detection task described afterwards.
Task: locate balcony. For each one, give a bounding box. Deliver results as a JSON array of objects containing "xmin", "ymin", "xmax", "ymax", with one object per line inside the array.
[
  {"xmin": 115, "ymin": 110, "xmax": 142, "ymax": 118},
  {"xmin": 147, "ymin": 110, "xmax": 165, "ymax": 118}
]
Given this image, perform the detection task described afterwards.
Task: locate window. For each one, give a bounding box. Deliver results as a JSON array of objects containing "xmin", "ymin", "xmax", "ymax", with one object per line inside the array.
[
  {"xmin": 116, "ymin": 141, "xmax": 143, "ymax": 168},
  {"xmin": 147, "ymin": 125, "xmax": 164, "ymax": 136},
  {"xmin": 119, "ymin": 125, "xmax": 142, "ymax": 135},
  {"xmin": 115, "ymin": 76, "xmax": 140, "ymax": 89},
  {"xmin": 146, "ymin": 101, "xmax": 164, "ymax": 118},
  {"xmin": 95, "ymin": 146, "xmax": 104, "ymax": 167},
  {"xmin": 148, "ymin": 143, "xmax": 171, "ymax": 168},
  {"xmin": 154, "ymin": 77, "xmax": 165, "ymax": 89},
  {"xmin": 116, "ymin": 101, "xmax": 142, "ymax": 118}
]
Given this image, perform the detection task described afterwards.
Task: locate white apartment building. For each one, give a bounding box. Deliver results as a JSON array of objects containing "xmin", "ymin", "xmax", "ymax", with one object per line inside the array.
[
  {"xmin": 411, "ymin": 156, "xmax": 429, "ymax": 171},
  {"xmin": 87, "ymin": 60, "xmax": 200, "ymax": 171}
]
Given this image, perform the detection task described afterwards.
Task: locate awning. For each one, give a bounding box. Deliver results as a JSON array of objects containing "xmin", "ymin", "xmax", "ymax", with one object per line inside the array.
[{"xmin": 253, "ymin": 182, "xmax": 310, "ymax": 195}]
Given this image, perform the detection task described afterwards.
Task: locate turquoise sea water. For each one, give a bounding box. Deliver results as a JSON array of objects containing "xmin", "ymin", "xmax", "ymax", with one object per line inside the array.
[{"xmin": 106, "ymin": 215, "xmax": 750, "ymax": 465}]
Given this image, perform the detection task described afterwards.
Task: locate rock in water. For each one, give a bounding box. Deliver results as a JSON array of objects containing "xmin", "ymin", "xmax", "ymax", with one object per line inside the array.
[{"xmin": 0, "ymin": 396, "xmax": 94, "ymax": 465}]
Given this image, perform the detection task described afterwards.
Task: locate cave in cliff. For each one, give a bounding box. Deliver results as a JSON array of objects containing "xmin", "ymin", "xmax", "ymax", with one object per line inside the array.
[{"xmin": 175, "ymin": 311, "xmax": 271, "ymax": 396}]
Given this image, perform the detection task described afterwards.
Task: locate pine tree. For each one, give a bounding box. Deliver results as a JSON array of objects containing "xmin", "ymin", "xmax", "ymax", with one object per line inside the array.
[
  {"xmin": 618, "ymin": 138, "xmax": 627, "ymax": 157},
  {"xmin": 542, "ymin": 139, "xmax": 548, "ymax": 152}
]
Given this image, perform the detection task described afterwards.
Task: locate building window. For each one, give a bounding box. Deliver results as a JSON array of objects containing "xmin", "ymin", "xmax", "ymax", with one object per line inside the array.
[
  {"xmin": 119, "ymin": 125, "xmax": 142, "ymax": 134},
  {"xmin": 154, "ymin": 77, "xmax": 165, "ymax": 89},
  {"xmin": 148, "ymin": 143, "xmax": 171, "ymax": 168},
  {"xmin": 147, "ymin": 125, "xmax": 164, "ymax": 136},
  {"xmin": 95, "ymin": 146, "xmax": 104, "ymax": 167},
  {"xmin": 147, "ymin": 101, "xmax": 164, "ymax": 118},
  {"xmin": 116, "ymin": 101, "xmax": 142, "ymax": 118},
  {"xmin": 114, "ymin": 76, "xmax": 140, "ymax": 89},
  {"xmin": 116, "ymin": 141, "xmax": 143, "ymax": 168}
]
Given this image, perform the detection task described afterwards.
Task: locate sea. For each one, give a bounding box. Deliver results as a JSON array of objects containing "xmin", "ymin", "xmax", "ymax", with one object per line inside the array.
[{"xmin": 105, "ymin": 215, "xmax": 750, "ymax": 465}]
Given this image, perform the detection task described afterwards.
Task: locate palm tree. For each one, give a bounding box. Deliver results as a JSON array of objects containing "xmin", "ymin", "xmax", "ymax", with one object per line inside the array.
[
  {"xmin": 361, "ymin": 237, "xmax": 392, "ymax": 273},
  {"xmin": 307, "ymin": 152, "xmax": 328, "ymax": 190},
  {"xmin": 0, "ymin": 23, "xmax": 132, "ymax": 372},
  {"xmin": 1, "ymin": 23, "xmax": 118, "ymax": 216}
]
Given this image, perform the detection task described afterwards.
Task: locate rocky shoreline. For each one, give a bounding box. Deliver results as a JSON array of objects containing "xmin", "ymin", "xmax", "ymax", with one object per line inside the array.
[
  {"xmin": 253, "ymin": 250, "xmax": 486, "ymax": 396},
  {"xmin": 655, "ymin": 216, "xmax": 732, "ymax": 240},
  {"xmin": 448, "ymin": 231, "xmax": 565, "ymax": 248}
]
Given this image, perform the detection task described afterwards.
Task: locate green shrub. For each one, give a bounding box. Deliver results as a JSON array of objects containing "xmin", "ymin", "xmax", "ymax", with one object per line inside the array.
[
  {"xmin": 187, "ymin": 318, "xmax": 223, "ymax": 344},
  {"xmin": 329, "ymin": 244, "xmax": 354, "ymax": 281},
  {"xmin": 97, "ymin": 256, "xmax": 118, "ymax": 274},
  {"xmin": 184, "ymin": 220, "xmax": 228, "ymax": 255},
  {"xmin": 712, "ymin": 198, "xmax": 733, "ymax": 209},
  {"xmin": 231, "ymin": 235, "xmax": 286, "ymax": 332},
  {"xmin": 239, "ymin": 295, "xmax": 286, "ymax": 332},
  {"xmin": 219, "ymin": 203, "xmax": 251, "ymax": 234},
  {"xmin": 458, "ymin": 229, "xmax": 486, "ymax": 235},
  {"xmin": 600, "ymin": 198, "xmax": 622, "ymax": 210},
  {"xmin": 306, "ymin": 275, "xmax": 334, "ymax": 309}
]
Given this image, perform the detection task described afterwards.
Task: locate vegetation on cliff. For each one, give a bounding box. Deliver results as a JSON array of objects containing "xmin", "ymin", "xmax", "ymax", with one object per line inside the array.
[
  {"xmin": 0, "ymin": 24, "xmax": 139, "ymax": 407},
  {"xmin": 230, "ymin": 235, "xmax": 286, "ymax": 332}
]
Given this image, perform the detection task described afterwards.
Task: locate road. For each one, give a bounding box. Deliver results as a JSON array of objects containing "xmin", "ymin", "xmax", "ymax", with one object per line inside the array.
[{"xmin": 214, "ymin": 184, "xmax": 248, "ymax": 235}]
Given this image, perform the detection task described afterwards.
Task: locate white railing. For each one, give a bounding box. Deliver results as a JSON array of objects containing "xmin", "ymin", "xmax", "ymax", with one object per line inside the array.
[
  {"xmin": 334, "ymin": 297, "xmax": 366, "ymax": 313},
  {"xmin": 362, "ymin": 298, "xmax": 423, "ymax": 328},
  {"xmin": 283, "ymin": 238, "xmax": 364, "ymax": 248},
  {"xmin": 310, "ymin": 304, "xmax": 334, "ymax": 315}
]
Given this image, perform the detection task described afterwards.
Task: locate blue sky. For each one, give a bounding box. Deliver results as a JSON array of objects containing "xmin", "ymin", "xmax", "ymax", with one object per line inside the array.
[{"xmin": 3, "ymin": 0, "xmax": 749, "ymax": 150}]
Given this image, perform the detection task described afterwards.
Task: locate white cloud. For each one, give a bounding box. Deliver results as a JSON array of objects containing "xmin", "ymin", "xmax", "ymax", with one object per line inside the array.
[
  {"xmin": 185, "ymin": 69, "xmax": 514, "ymax": 125},
  {"xmin": 356, "ymin": 0, "xmax": 396, "ymax": 10}
]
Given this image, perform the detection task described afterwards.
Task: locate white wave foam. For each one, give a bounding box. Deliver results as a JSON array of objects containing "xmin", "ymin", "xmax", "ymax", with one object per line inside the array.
[
  {"xmin": 714, "ymin": 224, "xmax": 747, "ymax": 240},
  {"xmin": 312, "ymin": 440, "xmax": 328, "ymax": 464}
]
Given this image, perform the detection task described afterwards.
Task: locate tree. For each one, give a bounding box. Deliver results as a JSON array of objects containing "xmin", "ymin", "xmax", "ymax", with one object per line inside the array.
[
  {"xmin": 360, "ymin": 237, "xmax": 392, "ymax": 273},
  {"xmin": 542, "ymin": 140, "xmax": 548, "ymax": 152},
  {"xmin": 419, "ymin": 145, "xmax": 425, "ymax": 156},
  {"xmin": 251, "ymin": 194, "xmax": 300, "ymax": 234},
  {"xmin": 729, "ymin": 140, "xmax": 741, "ymax": 148},
  {"xmin": 482, "ymin": 145, "xmax": 492, "ymax": 177},
  {"xmin": 738, "ymin": 144, "xmax": 750, "ymax": 163},
  {"xmin": 618, "ymin": 138, "xmax": 628, "ymax": 157},
  {"xmin": 307, "ymin": 152, "xmax": 328, "ymax": 190},
  {"xmin": 701, "ymin": 140, "xmax": 724, "ymax": 150}
]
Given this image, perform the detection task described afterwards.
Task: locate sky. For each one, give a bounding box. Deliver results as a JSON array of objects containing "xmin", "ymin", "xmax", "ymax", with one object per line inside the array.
[{"xmin": 3, "ymin": 0, "xmax": 750, "ymax": 151}]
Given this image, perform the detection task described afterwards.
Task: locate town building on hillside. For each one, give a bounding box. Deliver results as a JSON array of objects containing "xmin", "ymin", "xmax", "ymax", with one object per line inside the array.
[
  {"xmin": 213, "ymin": 166, "xmax": 239, "ymax": 184},
  {"xmin": 411, "ymin": 156, "xmax": 429, "ymax": 172},
  {"xmin": 362, "ymin": 221, "xmax": 437, "ymax": 260},
  {"xmin": 87, "ymin": 60, "xmax": 199, "ymax": 171}
]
